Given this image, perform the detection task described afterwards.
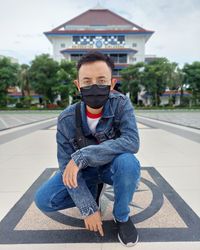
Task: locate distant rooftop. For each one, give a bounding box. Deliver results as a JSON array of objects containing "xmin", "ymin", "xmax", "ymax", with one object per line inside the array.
[{"xmin": 50, "ymin": 7, "xmax": 150, "ymax": 32}]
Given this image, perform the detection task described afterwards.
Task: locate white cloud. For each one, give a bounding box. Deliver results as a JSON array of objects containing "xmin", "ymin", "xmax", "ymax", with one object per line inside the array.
[
  {"xmin": 0, "ymin": 0, "xmax": 199, "ymax": 65},
  {"xmin": 106, "ymin": 0, "xmax": 200, "ymax": 65}
]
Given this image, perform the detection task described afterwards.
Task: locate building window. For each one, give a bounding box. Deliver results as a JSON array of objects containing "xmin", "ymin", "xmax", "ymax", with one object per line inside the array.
[
  {"xmin": 71, "ymin": 54, "xmax": 83, "ymax": 62},
  {"xmin": 110, "ymin": 54, "xmax": 118, "ymax": 63},
  {"xmin": 132, "ymin": 43, "xmax": 137, "ymax": 47},
  {"xmin": 118, "ymin": 36, "xmax": 125, "ymax": 43},
  {"xmin": 72, "ymin": 35, "xmax": 125, "ymax": 46},
  {"xmin": 108, "ymin": 54, "xmax": 127, "ymax": 64},
  {"xmin": 90, "ymin": 36, "xmax": 95, "ymax": 41},
  {"xmin": 73, "ymin": 36, "xmax": 80, "ymax": 43},
  {"xmin": 113, "ymin": 69, "xmax": 118, "ymax": 76},
  {"xmin": 60, "ymin": 43, "xmax": 66, "ymax": 48},
  {"xmin": 119, "ymin": 54, "xmax": 127, "ymax": 63},
  {"xmin": 112, "ymin": 68, "xmax": 121, "ymax": 76}
]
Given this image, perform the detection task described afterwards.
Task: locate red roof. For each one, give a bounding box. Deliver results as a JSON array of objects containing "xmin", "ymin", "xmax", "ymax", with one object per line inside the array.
[
  {"xmin": 7, "ymin": 92, "xmax": 43, "ymax": 97},
  {"xmin": 51, "ymin": 8, "xmax": 146, "ymax": 31},
  {"xmin": 163, "ymin": 90, "xmax": 192, "ymax": 95},
  {"xmin": 45, "ymin": 29, "xmax": 153, "ymax": 35},
  {"xmin": 7, "ymin": 88, "xmax": 42, "ymax": 97}
]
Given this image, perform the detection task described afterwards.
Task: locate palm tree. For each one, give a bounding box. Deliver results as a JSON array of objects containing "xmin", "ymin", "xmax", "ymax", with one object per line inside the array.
[{"xmin": 17, "ymin": 64, "xmax": 32, "ymax": 106}]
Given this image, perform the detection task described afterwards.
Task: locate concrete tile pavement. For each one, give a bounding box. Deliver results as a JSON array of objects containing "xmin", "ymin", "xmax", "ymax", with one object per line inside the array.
[
  {"xmin": 0, "ymin": 242, "xmax": 200, "ymax": 250},
  {"xmin": 0, "ymin": 243, "xmax": 102, "ymax": 250},
  {"xmin": 136, "ymin": 124, "xmax": 200, "ymax": 218},
  {"xmin": 0, "ymin": 118, "xmax": 199, "ymax": 249}
]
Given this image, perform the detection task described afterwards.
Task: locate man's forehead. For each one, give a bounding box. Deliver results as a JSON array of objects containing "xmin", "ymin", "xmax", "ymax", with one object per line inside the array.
[{"xmin": 79, "ymin": 61, "xmax": 111, "ymax": 74}]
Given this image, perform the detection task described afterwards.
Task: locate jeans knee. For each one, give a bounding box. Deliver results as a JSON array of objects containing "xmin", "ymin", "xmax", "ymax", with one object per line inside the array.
[
  {"xmin": 34, "ymin": 188, "xmax": 51, "ymax": 212},
  {"xmin": 112, "ymin": 153, "xmax": 141, "ymax": 180}
]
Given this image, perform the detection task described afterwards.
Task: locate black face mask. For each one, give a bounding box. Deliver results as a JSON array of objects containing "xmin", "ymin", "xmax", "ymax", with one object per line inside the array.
[{"xmin": 80, "ymin": 84, "xmax": 110, "ymax": 109}]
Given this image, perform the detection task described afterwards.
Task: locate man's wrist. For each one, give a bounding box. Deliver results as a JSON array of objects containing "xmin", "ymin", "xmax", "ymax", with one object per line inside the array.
[
  {"xmin": 71, "ymin": 150, "xmax": 88, "ymax": 169},
  {"xmin": 80, "ymin": 204, "xmax": 99, "ymax": 218}
]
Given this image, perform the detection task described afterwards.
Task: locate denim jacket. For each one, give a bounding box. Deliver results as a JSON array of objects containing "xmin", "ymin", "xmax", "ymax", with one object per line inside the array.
[{"xmin": 56, "ymin": 90, "xmax": 140, "ymax": 218}]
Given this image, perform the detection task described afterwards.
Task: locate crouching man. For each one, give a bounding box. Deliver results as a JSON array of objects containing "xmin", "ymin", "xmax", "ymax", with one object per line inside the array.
[{"xmin": 34, "ymin": 51, "xmax": 141, "ymax": 247}]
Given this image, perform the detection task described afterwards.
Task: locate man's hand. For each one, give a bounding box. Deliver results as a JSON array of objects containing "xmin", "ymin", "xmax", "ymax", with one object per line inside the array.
[
  {"xmin": 84, "ymin": 211, "xmax": 104, "ymax": 237},
  {"xmin": 63, "ymin": 159, "xmax": 79, "ymax": 188}
]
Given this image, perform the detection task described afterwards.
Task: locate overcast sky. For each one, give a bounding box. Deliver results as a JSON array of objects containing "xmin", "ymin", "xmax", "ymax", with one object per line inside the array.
[{"xmin": 0, "ymin": 0, "xmax": 199, "ymax": 66}]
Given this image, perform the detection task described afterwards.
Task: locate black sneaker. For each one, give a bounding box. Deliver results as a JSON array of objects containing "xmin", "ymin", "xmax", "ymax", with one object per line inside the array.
[{"xmin": 114, "ymin": 217, "xmax": 139, "ymax": 247}]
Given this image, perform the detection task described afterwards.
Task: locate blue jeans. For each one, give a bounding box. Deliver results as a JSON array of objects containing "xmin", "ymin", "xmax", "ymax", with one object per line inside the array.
[{"xmin": 34, "ymin": 153, "xmax": 141, "ymax": 222}]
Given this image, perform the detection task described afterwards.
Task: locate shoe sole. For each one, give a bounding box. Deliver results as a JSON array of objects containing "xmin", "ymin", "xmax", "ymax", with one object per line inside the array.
[
  {"xmin": 113, "ymin": 217, "xmax": 139, "ymax": 247},
  {"xmin": 118, "ymin": 233, "xmax": 139, "ymax": 247}
]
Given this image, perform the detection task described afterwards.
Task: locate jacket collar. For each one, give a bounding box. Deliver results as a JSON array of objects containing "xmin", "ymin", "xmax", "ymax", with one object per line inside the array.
[{"xmin": 102, "ymin": 93, "xmax": 115, "ymax": 118}]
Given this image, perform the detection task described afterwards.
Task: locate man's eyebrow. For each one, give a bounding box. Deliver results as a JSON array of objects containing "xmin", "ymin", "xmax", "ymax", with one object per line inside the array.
[
  {"xmin": 82, "ymin": 76, "xmax": 106, "ymax": 80},
  {"xmin": 82, "ymin": 77, "xmax": 92, "ymax": 80}
]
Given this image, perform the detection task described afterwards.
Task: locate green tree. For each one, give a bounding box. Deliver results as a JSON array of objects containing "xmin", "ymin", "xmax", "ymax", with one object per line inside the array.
[
  {"xmin": 18, "ymin": 64, "xmax": 31, "ymax": 97},
  {"xmin": 0, "ymin": 57, "xmax": 19, "ymax": 106},
  {"xmin": 142, "ymin": 58, "xmax": 176, "ymax": 106},
  {"xmin": 120, "ymin": 62, "xmax": 145, "ymax": 104},
  {"xmin": 29, "ymin": 54, "xmax": 59, "ymax": 107},
  {"xmin": 17, "ymin": 64, "xmax": 32, "ymax": 107},
  {"xmin": 173, "ymin": 67, "xmax": 186, "ymax": 106},
  {"xmin": 55, "ymin": 60, "xmax": 77, "ymax": 107},
  {"xmin": 183, "ymin": 61, "xmax": 200, "ymax": 106}
]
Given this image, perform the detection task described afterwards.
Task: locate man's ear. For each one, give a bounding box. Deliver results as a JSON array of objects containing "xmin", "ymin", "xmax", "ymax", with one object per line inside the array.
[
  {"xmin": 74, "ymin": 79, "xmax": 81, "ymax": 92},
  {"xmin": 110, "ymin": 78, "xmax": 117, "ymax": 90}
]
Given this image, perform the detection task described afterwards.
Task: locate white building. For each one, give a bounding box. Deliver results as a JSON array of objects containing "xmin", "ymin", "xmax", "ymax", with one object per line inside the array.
[{"xmin": 44, "ymin": 5, "xmax": 154, "ymax": 81}]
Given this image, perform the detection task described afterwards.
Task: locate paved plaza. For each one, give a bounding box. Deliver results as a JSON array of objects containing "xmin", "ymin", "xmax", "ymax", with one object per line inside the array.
[
  {"xmin": 0, "ymin": 111, "xmax": 60, "ymax": 131},
  {"xmin": 135, "ymin": 110, "xmax": 200, "ymax": 129},
  {"xmin": 0, "ymin": 110, "xmax": 199, "ymax": 249}
]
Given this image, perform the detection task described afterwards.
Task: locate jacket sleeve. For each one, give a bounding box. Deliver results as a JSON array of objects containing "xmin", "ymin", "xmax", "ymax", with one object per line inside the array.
[
  {"xmin": 56, "ymin": 118, "xmax": 74, "ymax": 174},
  {"xmin": 71, "ymin": 96, "xmax": 140, "ymax": 169},
  {"xmin": 56, "ymin": 117, "xmax": 99, "ymax": 217}
]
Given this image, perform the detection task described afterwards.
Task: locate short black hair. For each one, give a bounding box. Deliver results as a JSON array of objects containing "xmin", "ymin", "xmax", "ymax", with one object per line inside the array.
[{"xmin": 77, "ymin": 51, "xmax": 115, "ymax": 73}]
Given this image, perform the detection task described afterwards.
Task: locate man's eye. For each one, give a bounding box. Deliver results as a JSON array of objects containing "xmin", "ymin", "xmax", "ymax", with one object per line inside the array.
[
  {"xmin": 98, "ymin": 80, "xmax": 106, "ymax": 84},
  {"xmin": 83, "ymin": 81, "xmax": 92, "ymax": 85}
]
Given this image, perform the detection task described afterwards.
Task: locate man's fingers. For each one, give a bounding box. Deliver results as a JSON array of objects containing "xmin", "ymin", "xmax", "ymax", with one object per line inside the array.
[
  {"xmin": 92, "ymin": 223, "xmax": 98, "ymax": 232},
  {"xmin": 62, "ymin": 170, "xmax": 67, "ymax": 185},
  {"xmin": 97, "ymin": 221, "xmax": 104, "ymax": 236},
  {"xmin": 69, "ymin": 173, "xmax": 77, "ymax": 188},
  {"xmin": 65, "ymin": 179, "xmax": 70, "ymax": 188},
  {"xmin": 63, "ymin": 170, "xmax": 71, "ymax": 187},
  {"xmin": 65, "ymin": 171, "xmax": 74, "ymax": 189},
  {"xmin": 67, "ymin": 173, "xmax": 77, "ymax": 189},
  {"xmin": 88, "ymin": 223, "xmax": 94, "ymax": 231},
  {"xmin": 64, "ymin": 177, "xmax": 68, "ymax": 187},
  {"xmin": 63, "ymin": 161, "xmax": 79, "ymax": 189},
  {"xmin": 67, "ymin": 175, "xmax": 73, "ymax": 188},
  {"xmin": 85, "ymin": 220, "xmax": 95, "ymax": 232},
  {"xmin": 72, "ymin": 174, "xmax": 78, "ymax": 188},
  {"xmin": 97, "ymin": 223, "xmax": 104, "ymax": 236},
  {"xmin": 84, "ymin": 215, "xmax": 104, "ymax": 236}
]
